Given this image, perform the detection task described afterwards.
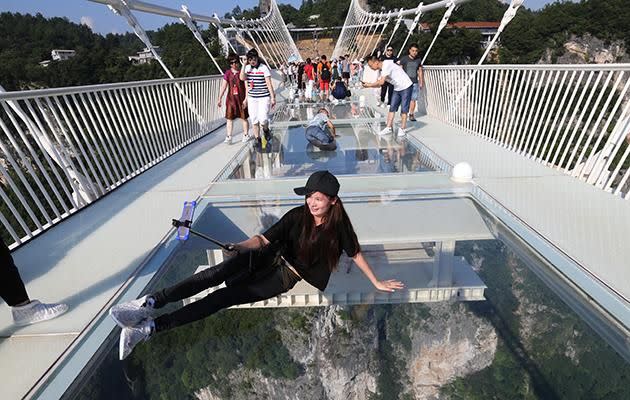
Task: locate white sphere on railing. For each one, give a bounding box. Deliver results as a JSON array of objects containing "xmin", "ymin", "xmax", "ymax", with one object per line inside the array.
[{"xmin": 451, "ymin": 162, "xmax": 473, "ymax": 183}]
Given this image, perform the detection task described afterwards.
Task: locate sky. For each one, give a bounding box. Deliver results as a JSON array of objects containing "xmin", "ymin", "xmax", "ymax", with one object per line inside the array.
[{"xmin": 0, "ymin": 0, "xmax": 560, "ymax": 36}]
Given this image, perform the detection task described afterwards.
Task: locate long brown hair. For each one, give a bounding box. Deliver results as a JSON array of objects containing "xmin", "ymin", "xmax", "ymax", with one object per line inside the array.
[{"xmin": 297, "ymin": 195, "xmax": 360, "ymax": 272}]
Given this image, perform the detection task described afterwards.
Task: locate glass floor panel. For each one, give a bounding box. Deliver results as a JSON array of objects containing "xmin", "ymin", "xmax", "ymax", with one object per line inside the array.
[
  {"xmin": 225, "ymin": 124, "xmax": 435, "ymax": 180},
  {"xmin": 56, "ymin": 195, "xmax": 629, "ymax": 400},
  {"xmin": 271, "ymin": 101, "xmax": 386, "ymax": 127}
]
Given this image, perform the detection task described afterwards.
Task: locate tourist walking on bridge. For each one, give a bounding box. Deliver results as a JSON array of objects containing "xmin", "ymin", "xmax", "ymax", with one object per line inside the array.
[
  {"xmin": 363, "ymin": 53, "xmax": 413, "ymax": 137},
  {"xmin": 217, "ymin": 55, "xmax": 249, "ymax": 144},
  {"xmin": 111, "ymin": 171, "xmax": 404, "ymax": 360},
  {"xmin": 317, "ymin": 55, "xmax": 332, "ymax": 101},
  {"xmin": 398, "ymin": 44, "xmax": 425, "ymax": 121},
  {"xmin": 240, "ymin": 49, "xmax": 275, "ymax": 147},
  {"xmin": 378, "ymin": 46, "xmax": 398, "ymax": 108}
]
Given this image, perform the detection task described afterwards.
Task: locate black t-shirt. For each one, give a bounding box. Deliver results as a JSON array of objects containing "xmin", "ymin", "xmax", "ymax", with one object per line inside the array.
[{"xmin": 262, "ymin": 205, "xmax": 360, "ymax": 291}]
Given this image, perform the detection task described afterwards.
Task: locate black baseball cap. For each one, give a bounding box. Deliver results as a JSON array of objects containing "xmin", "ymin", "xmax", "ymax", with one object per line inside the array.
[{"xmin": 294, "ymin": 170, "xmax": 340, "ymax": 197}]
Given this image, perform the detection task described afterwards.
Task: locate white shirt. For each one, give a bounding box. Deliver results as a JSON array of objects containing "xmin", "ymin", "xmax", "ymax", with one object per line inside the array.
[{"xmin": 381, "ymin": 60, "xmax": 412, "ymax": 92}]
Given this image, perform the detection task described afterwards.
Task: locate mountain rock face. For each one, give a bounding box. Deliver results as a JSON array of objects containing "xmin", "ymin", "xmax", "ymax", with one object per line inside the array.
[
  {"xmin": 406, "ymin": 303, "xmax": 497, "ymax": 399},
  {"xmin": 195, "ymin": 302, "xmax": 497, "ymax": 400},
  {"xmin": 540, "ymin": 34, "xmax": 629, "ymax": 64}
]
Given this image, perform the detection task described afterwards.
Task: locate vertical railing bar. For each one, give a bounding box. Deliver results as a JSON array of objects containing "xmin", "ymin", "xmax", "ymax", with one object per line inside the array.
[
  {"xmin": 479, "ymin": 68, "xmax": 492, "ymax": 137},
  {"xmin": 0, "ymin": 116, "xmax": 51, "ymax": 226},
  {"xmin": 483, "ymin": 68, "xmax": 498, "ymax": 138},
  {"xmin": 0, "ymin": 133, "xmax": 45, "ymax": 231},
  {"xmin": 476, "ymin": 68, "xmax": 487, "ymax": 135},
  {"xmin": 495, "ymin": 68, "xmax": 515, "ymax": 144},
  {"xmin": 551, "ymin": 71, "xmax": 594, "ymax": 166},
  {"xmin": 516, "ymin": 70, "xmax": 547, "ymax": 152},
  {"xmin": 79, "ymin": 92, "xmax": 123, "ymax": 183},
  {"xmin": 487, "ymin": 69, "xmax": 504, "ymax": 141},
  {"xmin": 30, "ymin": 98, "xmax": 81, "ymax": 210},
  {"xmin": 139, "ymin": 85, "xmax": 167, "ymax": 158},
  {"xmin": 1, "ymin": 102, "xmax": 62, "ymax": 219},
  {"xmin": 68, "ymin": 93, "xmax": 114, "ymax": 187},
  {"xmin": 606, "ymin": 129, "xmax": 630, "ymax": 192},
  {"xmin": 109, "ymin": 90, "xmax": 148, "ymax": 170},
  {"xmin": 169, "ymin": 83, "xmax": 185, "ymax": 145},
  {"xmin": 92, "ymin": 91, "xmax": 134, "ymax": 177},
  {"xmin": 613, "ymin": 155, "xmax": 630, "ymax": 196},
  {"xmin": 540, "ymin": 70, "xmax": 578, "ymax": 162},
  {"xmin": 556, "ymin": 71, "xmax": 601, "ymax": 169},
  {"xmin": 153, "ymin": 83, "xmax": 175, "ymax": 152},
  {"xmin": 563, "ymin": 70, "xmax": 608, "ymax": 171},
  {"xmin": 85, "ymin": 92, "xmax": 128, "ymax": 180},
  {"xmin": 43, "ymin": 96, "xmax": 94, "ymax": 205},
  {"xmin": 23, "ymin": 99, "xmax": 75, "ymax": 212},
  {"xmin": 500, "ymin": 68, "xmax": 523, "ymax": 145},
  {"xmin": 530, "ymin": 70, "xmax": 564, "ymax": 157},
  {"xmin": 597, "ymin": 97, "xmax": 630, "ymax": 189},
  {"xmin": 504, "ymin": 69, "xmax": 529, "ymax": 149},
  {"xmin": 125, "ymin": 87, "xmax": 157, "ymax": 163},
  {"xmin": 183, "ymin": 81, "xmax": 195, "ymax": 142},
  {"xmin": 522, "ymin": 70, "xmax": 555, "ymax": 155},
  {"xmin": 8, "ymin": 100, "xmax": 70, "ymax": 217},
  {"xmin": 573, "ymin": 71, "xmax": 621, "ymax": 178},
  {"xmin": 0, "ymin": 202, "xmax": 23, "ymax": 244},
  {"xmin": 54, "ymin": 96, "xmax": 106, "ymax": 195},
  {"xmin": 128, "ymin": 87, "xmax": 158, "ymax": 162},
  {"xmin": 161, "ymin": 83, "xmax": 181, "ymax": 149}
]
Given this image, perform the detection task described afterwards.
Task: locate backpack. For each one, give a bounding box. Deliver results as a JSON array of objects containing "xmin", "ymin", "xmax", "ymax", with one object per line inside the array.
[
  {"xmin": 320, "ymin": 62, "xmax": 331, "ymax": 81},
  {"xmin": 332, "ymin": 66, "xmax": 340, "ymax": 80}
]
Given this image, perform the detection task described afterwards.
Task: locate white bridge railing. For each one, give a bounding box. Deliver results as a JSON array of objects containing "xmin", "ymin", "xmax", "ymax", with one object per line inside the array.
[
  {"xmin": 0, "ymin": 75, "xmax": 224, "ymax": 248},
  {"xmin": 424, "ymin": 64, "xmax": 630, "ymax": 199}
]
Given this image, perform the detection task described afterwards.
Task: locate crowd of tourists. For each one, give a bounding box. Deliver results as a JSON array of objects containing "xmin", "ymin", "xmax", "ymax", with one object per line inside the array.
[{"xmin": 215, "ymin": 43, "xmax": 425, "ymax": 146}]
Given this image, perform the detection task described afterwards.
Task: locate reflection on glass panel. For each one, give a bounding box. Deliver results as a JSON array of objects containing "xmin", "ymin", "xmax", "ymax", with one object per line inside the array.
[
  {"xmin": 64, "ymin": 237, "xmax": 629, "ymax": 400},
  {"xmin": 226, "ymin": 124, "xmax": 436, "ymax": 180},
  {"xmin": 272, "ymin": 102, "xmax": 386, "ymax": 127}
]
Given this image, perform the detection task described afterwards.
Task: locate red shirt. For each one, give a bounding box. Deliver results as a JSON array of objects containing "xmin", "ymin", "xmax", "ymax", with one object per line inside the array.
[{"xmin": 304, "ymin": 64, "xmax": 314, "ymax": 80}]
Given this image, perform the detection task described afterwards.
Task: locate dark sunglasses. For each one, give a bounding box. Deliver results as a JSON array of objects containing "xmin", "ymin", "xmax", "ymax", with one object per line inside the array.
[
  {"xmin": 229, "ymin": 60, "xmax": 238, "ymax": 64},
  {"xmin": 386, "ymin": 48, "xmax": 393, "ymax": 52}
]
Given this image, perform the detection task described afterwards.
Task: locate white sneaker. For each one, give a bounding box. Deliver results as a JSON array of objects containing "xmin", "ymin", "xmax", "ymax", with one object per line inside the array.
[
  {"xmin": 378, "ymin": 127, "xmax": 393, "ymax": 136},
  {"xmin": 12, "ymin": 300, "xmax": 68, "ymax": 326},
  {"xmin": 119, "ymin": 318, "xmax": 154, "ymax": 360},
  {"xmin": 242, "ymin": 134, "xmax": 250, "ymax": 143},
  {"xmin": 109, "ymin": 295, "xmax": 154, "ymax": 328},
  {"xmin": 398, "ymin": 127, "xmax": 407, "ymax": 137},
  {"xmin": 224, "ymin": 136, "xmax": 232, "ymax": 145}
]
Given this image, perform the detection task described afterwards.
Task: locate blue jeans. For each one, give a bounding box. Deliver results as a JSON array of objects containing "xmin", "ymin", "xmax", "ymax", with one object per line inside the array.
[
  {"xmin": 411, "ymin": 83, "xmax": 419, "ymax": 101},
  {"xmin": 389, "ymin": 85, "xmax": 413, "ymax": 114},
  {"xmin": 305, "ymin": 126, "xmax": 336, "ymax": 150}
]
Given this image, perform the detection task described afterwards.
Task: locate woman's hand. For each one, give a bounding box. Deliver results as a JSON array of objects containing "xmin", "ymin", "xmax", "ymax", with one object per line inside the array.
[
  {"xmin": 217, "ymin": 100, "xmax": 222, "ymax": 108},
  {"xmin": 242, "ymin": 98, "xmax": 248, "ymax": 108},
  {"xmin": 374, "ymin": 279, "xmax": 405, "ymax": 292},
  {"xmin": 222, "ymin": 243, "xmax": 241, "ymax": 258}
]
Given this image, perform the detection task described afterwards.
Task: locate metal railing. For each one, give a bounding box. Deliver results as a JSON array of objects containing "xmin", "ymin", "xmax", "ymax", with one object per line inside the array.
[
  {"xmin": 0, "ymin": 75, "xmax": 224, "ymax": 248},
  {"xmin": 424, "ymin": 64, "xmax": 630, "ymax": 199}
]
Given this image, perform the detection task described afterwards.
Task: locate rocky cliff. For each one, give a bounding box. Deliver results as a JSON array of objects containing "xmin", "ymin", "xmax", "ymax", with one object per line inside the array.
[
  {"xmin": 195, "ymin": 302, "xmax": 497, "ymax": 400},
  {"xmin": 539, "ymin": 34, "xmax": 629, "ymax": 64}
]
